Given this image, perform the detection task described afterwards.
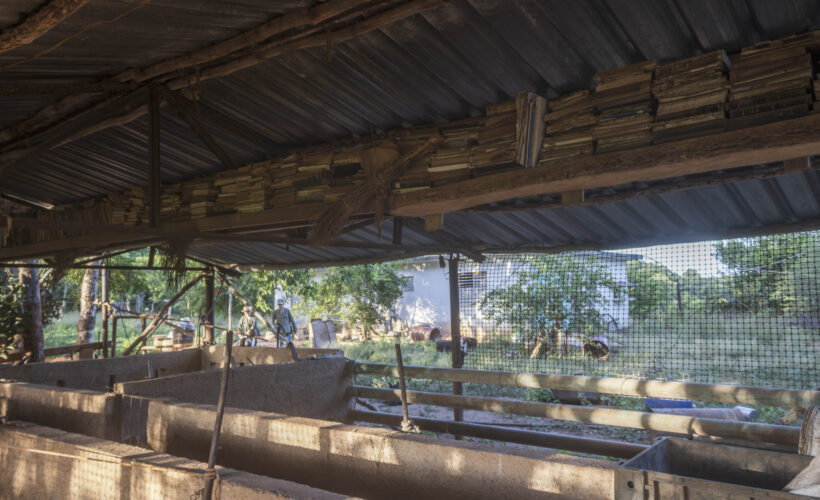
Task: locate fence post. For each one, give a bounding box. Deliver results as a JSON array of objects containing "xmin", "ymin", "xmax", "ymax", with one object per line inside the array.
[
  {"xmin": 204, "ymin": 267, "xmax": 215, "ymax": 344},
  {"xmin": 110, "ymin": 315, "xmax": 118, "ymax": 358},
  {"xmin": 448, "ymin": 255, "xmax": 463, "ymax": 438}
]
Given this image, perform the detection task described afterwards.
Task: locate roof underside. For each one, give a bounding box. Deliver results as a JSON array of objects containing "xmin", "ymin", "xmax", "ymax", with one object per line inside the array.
[{"xmin": 2, "ymin": 0, "xmax": 820, "ymax": 267}]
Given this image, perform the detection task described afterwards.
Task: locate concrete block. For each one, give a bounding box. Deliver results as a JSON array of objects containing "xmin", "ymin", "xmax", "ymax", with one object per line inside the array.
[{"xmin": 0, "ymin": 421, "xmax": 352, "ymax": 499}]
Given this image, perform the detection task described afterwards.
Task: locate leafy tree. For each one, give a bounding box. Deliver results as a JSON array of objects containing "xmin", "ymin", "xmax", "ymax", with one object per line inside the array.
[
  {"xmin": 309, "ymin": 263, "xmax": 404, "ymax": 339},
  {"xmin": 714, "ymin": 233, "xmax": 817, "ymax": 313},
  {"xmin": 235, "ymin": 269, "xmax": 316, "ymax": 318},
  {"xmin": 0, "ymin": 267, "xmax": 61, "ymax": 357},
  {"xmin": 479, "ymin": 254, "xmax": 618, "ymax": 357},
  {"xmin": 627, "ymin": 260, "xmax": 678, "ymax": 319}
]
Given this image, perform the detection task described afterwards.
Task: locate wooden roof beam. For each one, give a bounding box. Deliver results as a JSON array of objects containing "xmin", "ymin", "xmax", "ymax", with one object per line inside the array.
[
  {"xmin": 389, "ymin": 113, "xmax": 820, "ymax": 217},
  {"xmin": 0, "ymin": 0, "xmax": 441, "ymax": 154},
  {"xmin": 0, "ymin": 0, "xmax": 88, "ymax": 54}
]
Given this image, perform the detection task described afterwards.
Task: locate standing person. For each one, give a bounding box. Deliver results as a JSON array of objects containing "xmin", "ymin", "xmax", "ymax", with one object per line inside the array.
[
  {"xmin": 238, "ymin": 306, "xmax": 259, "ymax": 347},
  {"xmin": 272, "ymin": 298, "xmax": 297, "ymax": 346}
]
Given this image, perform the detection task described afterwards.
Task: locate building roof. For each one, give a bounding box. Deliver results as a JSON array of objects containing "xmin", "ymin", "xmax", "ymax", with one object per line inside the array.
[{"xmin": 1, "ymin": 1, "xmax": 820, "ymax": 268}]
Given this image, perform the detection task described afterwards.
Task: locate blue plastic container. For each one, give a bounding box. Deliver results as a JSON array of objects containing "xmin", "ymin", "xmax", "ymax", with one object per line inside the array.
[{"xmin": 644, "ymin": 397, "xmax": 694, "ymax": 411}]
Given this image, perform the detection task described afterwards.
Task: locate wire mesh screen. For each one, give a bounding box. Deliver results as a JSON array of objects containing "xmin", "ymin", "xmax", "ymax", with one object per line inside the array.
[{"xmin": 458, "ymin": 231, "xmax": 820, "ymax": 389}]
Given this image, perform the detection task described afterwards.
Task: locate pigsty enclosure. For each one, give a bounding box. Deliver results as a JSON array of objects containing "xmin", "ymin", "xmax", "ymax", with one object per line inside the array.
[
  {"xmin": 2, "ymin": 345, "xmax": 819, "ymax": 499},
  {"xmin": 3, "ymin": 0, "xmax": 820, "ymax": 498}
]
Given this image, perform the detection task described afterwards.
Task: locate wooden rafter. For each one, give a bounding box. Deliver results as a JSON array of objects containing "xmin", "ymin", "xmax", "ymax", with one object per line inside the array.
[
  {"xmin": 0, "ymin": 0, "xmax": 442, "ymax": 163},
  {"xmin": 389, "ymin": 113, "xmax": 820, "ymax": 217},
  {"xmin": 164, "ymin": 89, "xmax": 236, "ymax": 170},
  {"xmin": 0, "ymin": 88, "xmax": 148, "ymax": 175},
  {"xmin": 0, "ymin": 0, "xmax": 88, "ymax": 54}
]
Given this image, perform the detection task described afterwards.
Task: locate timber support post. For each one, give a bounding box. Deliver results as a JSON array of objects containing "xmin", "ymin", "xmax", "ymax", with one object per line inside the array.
[
  {"xmin": 100, "ymin": 264, "xmax": 109, "ymax": 358},
  {"xmin": 204, "ymin": 267, "xmax": 215, "ymax": 344},
  {"xmin": 448, "ymin": 254, "xmax": 463, "ymax": 437},
  {"xmin": 149, "ymin": 84, "xmax": 161, "ymax": 228}
]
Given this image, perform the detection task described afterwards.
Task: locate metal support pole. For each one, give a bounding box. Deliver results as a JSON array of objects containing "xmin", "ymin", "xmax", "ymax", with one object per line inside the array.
[
  {"xmin": 204, "ymin": 330, "xmax": 233, "ymax": 500},
  {"xmin": 149, "ymin": 85, "xmax": 161, "ymax": 228},
  {"xmin": 204, "ymin": 267, "xmax": 215, "ymax": 344},
  {"xmin": 100, "ymin": 265, "xmax": 109, "ymax": 358},
  {"xmin": 448, "ymin": 255, "xmax": 463, "ymax": 437}
]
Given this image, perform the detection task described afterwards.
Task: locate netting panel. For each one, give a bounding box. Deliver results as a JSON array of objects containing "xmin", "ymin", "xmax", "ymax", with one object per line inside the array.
[{"xmin": 458, "ymin": 232, "xmax": 820, "ymax": 389}]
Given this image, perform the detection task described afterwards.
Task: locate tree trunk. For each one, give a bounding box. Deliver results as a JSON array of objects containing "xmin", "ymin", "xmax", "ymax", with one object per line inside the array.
[
  {"xmin": 76, "ymin": 263, "xmax": 100, "ymax": 359},
  {"xmin": 18, "ymin": 262, "xmax": 44, "ymax": 362}
]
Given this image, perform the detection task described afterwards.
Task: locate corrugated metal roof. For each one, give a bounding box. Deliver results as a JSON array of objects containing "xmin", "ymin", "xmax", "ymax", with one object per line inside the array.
[{"xmin": 1, "ymin": 0, "xmax": 820, "ymax": 266}]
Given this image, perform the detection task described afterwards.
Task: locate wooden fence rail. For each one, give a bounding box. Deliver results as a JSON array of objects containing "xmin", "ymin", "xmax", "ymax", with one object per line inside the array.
[
  {"xmin": 352, "ymin": 385, "xmax": 800, "ymax": 446},
  {"xmin": 1, "ymin": 341, "xmax": 111, "ymax": 363},
  {"xmin": 354, "ymin": 362, "xmax": 820, "ymax": 409}
]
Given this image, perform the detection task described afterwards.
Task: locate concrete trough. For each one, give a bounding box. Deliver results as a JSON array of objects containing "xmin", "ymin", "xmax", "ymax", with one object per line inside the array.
[
  {"xmin": 0, "ymin": 421, "xmax": 351, "ymax": 500},
  {"xmin": 116, "ymin": 357, "xmax": 355, "ymax": 423},
  {"xmin": 141, "ymin": 397, "xmax": 617, "ymax": 500},
  {"xmin": 0, "ymin": 346, "xmax": 343, "ymax": 393}
]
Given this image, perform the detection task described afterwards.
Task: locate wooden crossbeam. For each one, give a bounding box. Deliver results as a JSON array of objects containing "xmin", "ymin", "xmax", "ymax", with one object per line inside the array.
[
  {"xmin": 0, "ymin": 214, "xmax": 475, "ymax": 260},
  {"xmin": 389, "ymin": 113, "xmax": 820, "ymax": 217}
]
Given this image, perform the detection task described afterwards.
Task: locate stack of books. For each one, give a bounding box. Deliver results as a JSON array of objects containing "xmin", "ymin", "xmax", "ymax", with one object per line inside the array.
[
  {"xmin": 540, "ymin": 90, "xmax": 596, "ymax": 164},
  {"xmin": 472, "ymin": 99, "xmax": 518, "ymax": 173},
  {"xmin": 183, "ymin": 180, "xmax": 217, "ymax": 219},
  {"xmin": 728, "ymin": 45, "xmax": 814, "ymax": 130},
  {"xmin": 593, "ymin": 61, "xmax": 654, "ymax": 153},
  {"xmin": 652, "ymin": 50, "xmax": 730, "ymax": 142}
]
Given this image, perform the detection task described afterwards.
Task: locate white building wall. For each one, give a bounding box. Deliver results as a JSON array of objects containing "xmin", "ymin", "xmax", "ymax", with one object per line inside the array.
[
  {"xmin": 392, "ymin": 254, "xmax": 634, "ymax": 340},
  {"xmin": 394, "ymin": 259, "xmax": 453, "ymax": 334},
  {"xmin": 306, "ymin": 253, "xmax": 634, "ymax": 339}
]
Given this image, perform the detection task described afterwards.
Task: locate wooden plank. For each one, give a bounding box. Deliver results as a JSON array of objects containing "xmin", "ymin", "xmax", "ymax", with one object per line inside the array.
[{"xmin": 389, "ymin": 113, "xmax": 820, "ymax": 216}]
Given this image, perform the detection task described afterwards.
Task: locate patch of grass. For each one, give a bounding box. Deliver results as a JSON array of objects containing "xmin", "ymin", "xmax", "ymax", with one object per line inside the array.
[{"xmin": 463, "ymin": 312, "xmax": 819, "ymax": 390}]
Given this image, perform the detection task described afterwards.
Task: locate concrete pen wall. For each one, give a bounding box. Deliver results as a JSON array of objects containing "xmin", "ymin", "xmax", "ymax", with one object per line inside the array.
[{"xmin": 116, "ymin": 357, "xmax": 355, "ymax": 423}]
